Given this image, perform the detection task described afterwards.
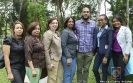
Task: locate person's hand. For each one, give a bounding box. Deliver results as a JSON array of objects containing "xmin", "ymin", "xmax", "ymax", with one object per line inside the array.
[
  {"xmin": 102, "ymin": 57, "xmax": 108, "ymax": 64},
  {"xmin": 67, "ymin": 58, "xmax": 71, "ymax": 66},
  {"xmin": 32, "ymin": 69, "xmax": 37, "ymax": 77},
  {"xmin": 123, "ymin": 55, "xmax": 129, "ymax": 64},
  {"xmin": 8, "ymin": 73, "xmax": 14, "ymax": 82},
  {"xmin": 48, "ymin": 64, "xmax": 54, "ymax": 71}
]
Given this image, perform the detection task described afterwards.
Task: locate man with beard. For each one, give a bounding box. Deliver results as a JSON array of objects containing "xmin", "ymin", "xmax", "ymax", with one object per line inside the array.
[{"xmin": 75, "ymin": 7, "xmax": 97, "ymax": 83}]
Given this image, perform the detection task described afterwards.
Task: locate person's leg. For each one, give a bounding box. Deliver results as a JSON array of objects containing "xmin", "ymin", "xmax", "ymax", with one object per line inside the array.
[
  {"xmin": 117, "ymin": 52, "xmax": 126, "ymax": 83},
  {"xmin": 47, "ymin": 59, "xmax": 59, "ymax": 83},
  {"xmin": 82, "ymin": 52, "xmax": 93, "ymax": 83},
  {"xmin": 61, "ymin": 56, "xmax": 71, "ymax": 83},
  {"xmin": 71, "ymin": 58, "xmax": 76, "ymax": 83},
  {"xmin": 102, "ymin": 55, "xmax": 111, "ymax": 82},
  {"xmin": 93, "ymin": 53, "xmax": 103, "ymax": 83},
  {"xmin": 20, "ymin": 66, "xmax": 26, "ymax": 82},
  {"xmin": 11, "ymin": 68, "xmax": 23, "ymax": 83},
  {"xmin": 26, "ymin": 67, "xmax": 42, "ymax": 83},
  {"xmin": 112, "ymin": 51, "xmax": 118, "ymax": 67},
  {"xmin": 77, "ymin": 52, "xmax": 85, "ymax": 83},
  {"xmin": 57, "ymin": 60, "xmax": 63, "ymax": 83}
]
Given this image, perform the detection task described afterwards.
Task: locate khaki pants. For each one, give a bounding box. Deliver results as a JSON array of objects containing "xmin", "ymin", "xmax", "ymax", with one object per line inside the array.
[
  {"xmin": 77, "ymin": 52, "xmax": 93, "ymax": 83},
  {"xmin": 47, "ymin": 60, "xmax": 63, "ymax": 83}
]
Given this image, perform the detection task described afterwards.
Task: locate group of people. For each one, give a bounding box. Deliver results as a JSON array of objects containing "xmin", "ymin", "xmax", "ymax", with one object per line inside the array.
[{"xmin": 2, "ymin": 6, "xmax": 132, "ymax": 83}]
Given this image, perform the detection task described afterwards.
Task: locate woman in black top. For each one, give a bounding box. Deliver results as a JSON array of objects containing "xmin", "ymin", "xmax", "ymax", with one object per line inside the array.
[{"xmin": 3, "ymin": 21, "xmax": 25, "ymax": 83}]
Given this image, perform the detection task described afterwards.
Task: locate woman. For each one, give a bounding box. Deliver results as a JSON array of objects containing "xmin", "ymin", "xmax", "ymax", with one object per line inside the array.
[
  {"xmin": 3, "ymin": 21, "xmax": 25, "ymax": 83},
  {"xmin": 24, "ymin": 22, "xmax": 45, "ymax": 83},
  {"xmin": 112, "ymin": 16, "xmax": 132, "ymax": 82},
  {"xmin": 92, "ymin": 14, "xmax": 113, "ymax": 83},
  {"xmin": 61, "ymin": 17, "xmax": 77, "ymax": 83},
  {"xmin": 43, "ymin": 17, "xmax": 63, "ymax": 83}
]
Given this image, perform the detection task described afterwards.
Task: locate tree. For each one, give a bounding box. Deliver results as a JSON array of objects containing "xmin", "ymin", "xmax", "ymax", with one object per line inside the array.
[
  {"xmin": 107, "ymin": 0, "xmax": 133, "ymax": 32},
  {"xmin": 27, "ymin": 2, "xmax": 47, "ymax": 37}
]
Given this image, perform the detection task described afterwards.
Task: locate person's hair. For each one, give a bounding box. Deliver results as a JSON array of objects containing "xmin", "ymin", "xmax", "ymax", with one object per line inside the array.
[
  {"xmin": 46, "ymin": 17, "xmax": 59, "ymax": 31},
  {"xmin": 112, "ymin": 16, "xmax": 123, "ymax": 30},
  {"xmin": 12, "ymin": 21, "xmax": 25, "ymax": 39},
  {"xmin": 82, "ymin": 7, "xmax": 90, "ymax": 12},
  {"xmin": 63, "ymin": 17, "xmax": 75, "ymax": 31},
  {"xmin": 99, "ymin": 14, "xmax": 110, "ymax": 27},
  {"xmin": 27, "ymin": 22, "xmax": 41, "ymax": 35}
]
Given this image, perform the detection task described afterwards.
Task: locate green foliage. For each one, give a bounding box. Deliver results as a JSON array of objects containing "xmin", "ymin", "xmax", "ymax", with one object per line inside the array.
[
  {"xmin": 70, "ymin": 0, "xmax": 97, "ymax": 21},
  {"xmin": 108, "ymin": 0, "xmax": 133, "ymax": 32},
  {"xmin": 27, "ymin": 2, "xmax": 47, "ymax": 36}
]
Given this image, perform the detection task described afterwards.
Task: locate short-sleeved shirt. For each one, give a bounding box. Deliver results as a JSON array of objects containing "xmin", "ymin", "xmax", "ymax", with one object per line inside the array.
[
  {"xmin": 24, "ymin": 35, "xmax": 45, "ymax": 68},
  {"xmin": 3, "ymin": 36, "xmax": 25, "ymax": 67}
]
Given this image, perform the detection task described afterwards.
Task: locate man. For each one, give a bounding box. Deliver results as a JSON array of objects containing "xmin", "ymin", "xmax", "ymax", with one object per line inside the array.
[{"xmin": 75, "ymin": 7, "xmax": 97, "ymax": 83}]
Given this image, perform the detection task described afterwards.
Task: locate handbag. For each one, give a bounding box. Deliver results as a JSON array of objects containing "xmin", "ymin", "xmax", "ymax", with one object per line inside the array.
[{"xmin": 0, "ymin": 53, "xmax": 5, "ymax": 69}]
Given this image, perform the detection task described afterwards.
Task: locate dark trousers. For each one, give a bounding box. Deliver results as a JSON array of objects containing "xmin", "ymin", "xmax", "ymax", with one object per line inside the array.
[
  {"xmin": 112, "ymin": 51, "xmax": 129, "ymax": 83},
  {"xmin": 93, "ymin": 52, "xmax": 111, "ymax": 83},
  {"xmin": 11, "ymin": 64, "xmax": 25, "ymax": 83}
]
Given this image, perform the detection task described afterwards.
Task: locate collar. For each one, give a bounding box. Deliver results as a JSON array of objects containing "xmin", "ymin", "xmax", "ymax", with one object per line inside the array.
[
  {"xmin": 80, "ymin": 19, "xmax": 90, "ymax": 24},
  {"xmin": 99, "ymin": 25, "xmax": 108, "ymax": 30}
]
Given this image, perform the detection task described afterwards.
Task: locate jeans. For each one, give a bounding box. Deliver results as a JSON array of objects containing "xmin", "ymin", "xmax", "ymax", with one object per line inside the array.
[
  {"xmin": 61, "ymin": 56, "xmax": 76, "ymax": 83},
  {"xmin": 92, "ymin": 52, "xmax": 111, "ymax": 83},
  {"xmin": 11, "ymin": 64, "xmax": 25, "ymax": 83}
]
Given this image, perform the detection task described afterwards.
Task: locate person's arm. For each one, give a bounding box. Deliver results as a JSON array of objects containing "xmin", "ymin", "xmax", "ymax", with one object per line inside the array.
[
  {"xmin": 93, "ymin": 24, "xmax": 97, "ymax": 55},
  {"xmin": 61, "ymin": 30, "xmax": 71, "ymax": 66},
  {"xmin": 125, "ymin": 27, "xmax": 132, "ymax": 55},
  {"xmin": 105, "ymin": 28, "xmax": 113, "ymax": 58},
  {"xmin": 61, "ymin": 30, "xmax": 71, "ymax": 58},
  {"xmin": 43, "ymin": 31, "xmax": 54, "ymax": 70},
  {"xmin": 27, "ymin": 60, "xmax": 37, "ymax": 77},
  {"xmin": 24, "ymin": 37, "xmax": 36, "ymax": 77},
  {"xmin": 3, "ymin": 45, "xmax": 14, "ymax": 82},
  {"xmin": 123, "ymin": 27, "xmax": 132, "ymax": 64}
]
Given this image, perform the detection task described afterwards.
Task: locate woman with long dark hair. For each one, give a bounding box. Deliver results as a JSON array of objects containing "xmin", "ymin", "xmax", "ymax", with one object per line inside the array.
[
  {"xmin": 112, "ymin": 16, "xmax": 132, "ymax": 83},
  {"xmin": 61, "ymin": 17, "xmax": 78, "ymax": 83},
  {"xmin": 93, "ymin": 14, "xmax": 113, "ymax": 83}
]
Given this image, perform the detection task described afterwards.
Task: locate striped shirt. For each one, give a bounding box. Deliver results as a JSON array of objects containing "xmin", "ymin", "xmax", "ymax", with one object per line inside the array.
[{"xmin": 75, "ymin": 19, "xmax": 97, "ymax": 52}]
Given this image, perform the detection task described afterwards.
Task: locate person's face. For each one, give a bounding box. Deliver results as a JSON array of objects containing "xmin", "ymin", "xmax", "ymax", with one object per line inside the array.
[
  {"xmin": 81, "ymin": 8, "xmax": 90, "ymax": 20},
  {"xmin": 98, "ymin": 16, "xmax": 107, "ymax": 28},
  {"xmin": 31, "ymin": 25, "xmax": 40, "ymax": 37},
  {"xmin": 14, "ymin": 24, "xmax": 23, "ymax": 36},
  {"xmin": 49, "ymin": 20, "xmax": 58, "ymax": 31},
  {"xmin": 67, "ymin": 18, "xmax": 74, "ymax": 29},
  {"xmin": 112, "ymin": 18, "xmax": 121, "ymax": 28}
]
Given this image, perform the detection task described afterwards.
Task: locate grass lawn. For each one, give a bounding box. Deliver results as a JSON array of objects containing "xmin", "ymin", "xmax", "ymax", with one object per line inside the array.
[{"xmin": 0, "ymin": 57, "xmax": 133, "ymax": 83}]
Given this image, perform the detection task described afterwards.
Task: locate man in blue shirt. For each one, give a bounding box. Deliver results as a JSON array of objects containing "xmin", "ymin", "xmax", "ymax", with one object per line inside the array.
[{"xmin": 75, "ymin": 7, "xmax": 97, "ymax": 83}]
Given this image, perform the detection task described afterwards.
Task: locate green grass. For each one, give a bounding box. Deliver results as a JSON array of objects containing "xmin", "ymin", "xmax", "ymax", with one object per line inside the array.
[
  {"xmin": 0, "ymin": 57, "xmax": 133, "ymax": 83},
  {"xmin": 0, "ymin": 68, "xmax": 10, "ymax": 83}
]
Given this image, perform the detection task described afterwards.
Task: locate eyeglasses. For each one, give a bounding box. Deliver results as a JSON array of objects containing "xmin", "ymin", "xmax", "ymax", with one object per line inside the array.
[
  {"xmin": 97, "ymin": 19, "xmax": 104, "ymax": 22},
  {"xmin": 51, "ymin": 22, "xmax": 58, "ymax": 24}
]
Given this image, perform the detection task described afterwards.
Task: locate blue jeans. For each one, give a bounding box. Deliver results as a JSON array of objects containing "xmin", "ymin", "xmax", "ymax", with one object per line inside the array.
[
  {"xmin": 61, "ymin": 56, "xmax": 76, "ymax": 83},
  {"xmin": 92, "ymin": 52, "xmax": 111, "ymax": 83}
]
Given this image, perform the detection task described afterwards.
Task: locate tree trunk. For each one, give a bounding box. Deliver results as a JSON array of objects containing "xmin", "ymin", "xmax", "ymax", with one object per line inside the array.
[
  {"xmin": 56, "ymin": 0, "xmax": 60, "ymax": 20},
  {"xmin": 104, "ymin": 0, "xmax": 106, "ymax": 14},
  {"xmin": 97, "ymin": 0, "xmax": 102, "ymax": 16},
  {"xmin": 18, "ymin": 0, "xmax": 23, "ymax": 20},
  {"xmin": 126, "ymin": 0, "xmax": 129, "ymax": 27}
]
